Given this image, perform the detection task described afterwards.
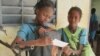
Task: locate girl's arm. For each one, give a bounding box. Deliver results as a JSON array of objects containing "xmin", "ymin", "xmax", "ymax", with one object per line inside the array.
[
  {"xmin": 62, "ymin": 46, "xmax": 73, "ymax": 56},
  {"xmin": 12, "ymin": 26, "xmax": 52, "ymax": 48},
  {"xmin": 73, "ymin": 44, "xmax": 84, "ymax": 56},
  {"xmin": 51, "ymin": 46, "xmax": 58, "ymax": 56},
  {"xmin": 73, "ymin": 29, "xmax": 87, "ymax": 55},
  {"xmin": 12, "ymin": 36, "xmax": 52, "ymax": 48}
]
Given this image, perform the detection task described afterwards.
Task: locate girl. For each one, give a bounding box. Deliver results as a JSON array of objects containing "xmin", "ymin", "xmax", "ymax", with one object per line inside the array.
[
  {"xmin": 62, "ymin": 7, "xmax": 95, "ymax": 56},
  {"xmin": 12, "ymin": 0, "xmax": 59, "ymax": 56}
]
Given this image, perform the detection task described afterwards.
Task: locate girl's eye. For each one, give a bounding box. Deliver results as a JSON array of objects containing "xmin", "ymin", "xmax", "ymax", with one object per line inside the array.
[
  {"xmin": 47, "ymin": 16, "xmax": 51, "ymax": 20},
  {"xmin": 70, "ymin": 16, "xmax": 73, "ymax": 19},
  {"xmin": 75, "ymin": 17, "xmax": 77, "ymax": 19},
  {"xmin": 43, "ymin": 13, "xmax": 46, "ymax": 16}
]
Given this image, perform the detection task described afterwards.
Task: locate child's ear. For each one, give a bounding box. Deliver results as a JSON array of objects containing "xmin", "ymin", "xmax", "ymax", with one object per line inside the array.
[
  {"xmin": 67, "ymin": 16, "xmax": 69, "ymax": 22},
  {"xmin": 35, "ymin": 9, "xmax": 39, "ymax": 15},
  {"xmin": 68, "ymin": 15, "xmax": 70, "ymax": 19},
  {"xmin": 78, "ymin": 18, "xmax": 81, "ymax": 22},
  {"xmin": 79, "ymin": 17, "xmax": 81, "ymax": 21}
]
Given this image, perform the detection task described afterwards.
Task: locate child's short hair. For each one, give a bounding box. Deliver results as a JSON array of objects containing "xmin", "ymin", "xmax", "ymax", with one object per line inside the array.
[
  {"xmin": 35, "ymin": 0, "xmax": 54, "ymax": 9},
  {"xmin": 91, "ymin": 8, "xmax": 96, "ymax": 14},
  {"xmin": 68, "ymin": 7, "xmax": 82, "ymax": 18}
]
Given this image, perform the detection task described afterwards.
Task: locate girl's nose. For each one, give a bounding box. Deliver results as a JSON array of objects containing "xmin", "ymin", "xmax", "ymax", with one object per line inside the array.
[
  {"xmin": 72, "ymin": 18, "xmax": 75, "ymax": 22},
  {"xmin": 45, "ymin": 17, "xmax": 50, "ymax": 22}
]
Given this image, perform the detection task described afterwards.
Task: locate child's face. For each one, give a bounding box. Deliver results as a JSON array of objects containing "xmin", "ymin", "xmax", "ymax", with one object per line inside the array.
[
  {"xmin": 36, "ymin": 7, "xmax": 54, "ymax": 24},
  {"xmin": 68, "ymin": 10, "xmax": 81, "ymax": 28}
]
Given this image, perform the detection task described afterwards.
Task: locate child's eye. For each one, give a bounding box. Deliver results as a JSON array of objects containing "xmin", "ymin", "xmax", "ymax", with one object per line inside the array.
[
  {"xmin": 70, "ymin": 16, "xmax": 73, "ymax": 19},
  {"xmin": 75, "ymin": 17, "xmax": 77, "ymax": 19}
]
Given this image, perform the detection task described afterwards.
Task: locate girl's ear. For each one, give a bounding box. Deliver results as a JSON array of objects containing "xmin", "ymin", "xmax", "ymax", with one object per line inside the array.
[
  {"xmin": 79, "ymin": 18, "xmax": 81, "ymax": 22},
  {"xmin": 67, "ymin": 15, "xmax": 69, "ymax": 22},
  {"xmin": 35, "ymin": 9, "xmax": 39, "ymax": 15},
  {"xmin": 68, "ymin": 15, "xmax": 70, "ymax": 19}
]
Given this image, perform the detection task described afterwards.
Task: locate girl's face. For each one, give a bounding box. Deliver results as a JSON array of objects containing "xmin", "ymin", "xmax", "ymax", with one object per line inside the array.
[
  {"xmin": 68, "ymin": 10, "xmax": 81, "ymax": 28},
  {"xmin": 36, "ymin": 7, "xmax": 54, "ymax": 25}
]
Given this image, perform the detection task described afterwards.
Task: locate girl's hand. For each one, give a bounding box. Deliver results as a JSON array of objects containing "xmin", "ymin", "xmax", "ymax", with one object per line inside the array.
[
  {"xmin": 62, "ymin": 46, "xmax": 73, "ymax": 56},
  {"xmin": 18, "ymin": 37, "xmax": 52, "ymax": 48},
  {"xmin": 51, "ymin": 46, "xmax": 58, "ymax": 56},
  {"xmin": 38, "ymin": 27, "xmax": 46, "ymax": 35},
  {"xmin": 72, "ymin": 50, "xmax": 81, "ymax": 56},
  {"xmin": 38, "ymin": 27, "xmax": 52, "ymax": 34},
  {"xmin": 19, "ymin": 41, "xmax": 26, "ymax": 48},
  {"xmin": 37, "ymin": 37, "xmax": 52, "ymax": 46}
]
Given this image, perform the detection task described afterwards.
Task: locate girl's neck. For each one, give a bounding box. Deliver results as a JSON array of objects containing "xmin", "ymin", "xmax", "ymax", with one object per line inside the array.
[{"xmin": 68, "ymin": 25, "xmax": 77, "ymax": 33}]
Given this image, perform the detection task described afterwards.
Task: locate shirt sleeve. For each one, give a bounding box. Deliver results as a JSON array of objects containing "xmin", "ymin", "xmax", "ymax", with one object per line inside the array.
[
  {"xmin": 79, "ymin": 29, "xmax": 88, "ymax": 45},
  {"xmin": 95, "ymin": 14, "xmax": 97, "ymax": 21},
  {"xmin": 59, "ymin": 29, "xmax": 68, "ymax": 42},
  {"xmin": 17, "ymin": 24, "xmax": 29, "ymax": 41}
]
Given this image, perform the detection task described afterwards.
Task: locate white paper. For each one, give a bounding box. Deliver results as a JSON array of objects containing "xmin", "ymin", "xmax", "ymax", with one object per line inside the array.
[{"xmin": 52, "ymin": 39, "xmax": 68, "ymax": 47}]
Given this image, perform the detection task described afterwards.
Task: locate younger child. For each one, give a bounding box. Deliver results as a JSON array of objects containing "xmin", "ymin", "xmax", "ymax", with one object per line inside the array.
[{"xmin": 61, "ymin": 7, "xmax": 95, "ymax": 56}]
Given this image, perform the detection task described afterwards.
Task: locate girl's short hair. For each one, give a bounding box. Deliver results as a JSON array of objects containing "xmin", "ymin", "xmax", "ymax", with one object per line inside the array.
[
  {"xmin": 68, "ymin": 7, "xmax": 82, "ymax": 18},
  {"xmin": 35, "ymin": 0, "xmax": 54, "ymax": 9}
]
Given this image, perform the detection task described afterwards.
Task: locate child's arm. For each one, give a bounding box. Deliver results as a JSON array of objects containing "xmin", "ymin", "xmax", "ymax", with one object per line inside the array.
[
  {"xmin": 12, "ymin": 36, "xmax": 52, "ymax": 48},
  {"xmin": 78, "ymin": 44, "xmax": 84, "ymax": 52},
  {"xmin": 51, "ymin": 46, "xmax": 58, "ymax": 56},
  {"xmin": 62, "ymin": 45, "xmax": 84, "ymax": 56},
  {"xmin": 73, "ymin": 29, "xmax": 87, "ymax": 56},
  {"xmin": 62, "ymin": 46, "xmax": 73, "ymax": 56},
  {"xmin": 73, "ymin": 44, "xmax": 84, "ymax": 56}
]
